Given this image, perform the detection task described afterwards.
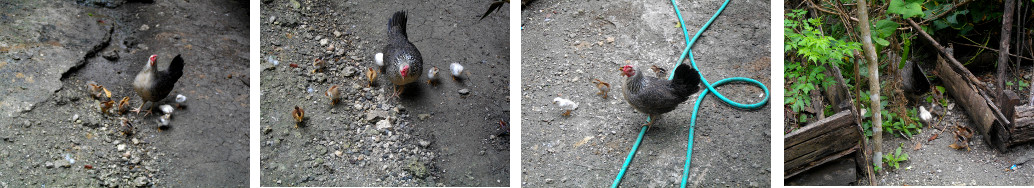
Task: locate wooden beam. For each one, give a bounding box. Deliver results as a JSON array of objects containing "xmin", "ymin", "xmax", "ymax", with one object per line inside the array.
[{"xmin": 785, "ymin": 111, "xmax": 862, "ymax": 179}]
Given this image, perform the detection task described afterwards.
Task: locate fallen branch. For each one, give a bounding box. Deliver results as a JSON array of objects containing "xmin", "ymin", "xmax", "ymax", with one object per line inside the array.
[{"xmin": 953, "ymin": 42, "xmax": 1034, "ymax": 61}]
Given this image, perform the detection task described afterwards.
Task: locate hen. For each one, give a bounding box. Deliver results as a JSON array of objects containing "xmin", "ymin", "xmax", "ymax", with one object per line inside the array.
[
  {"xmin": 133, "ymin": 54, "xmax": 185, "ymax": 115},
  {"xmin": 620, "ymin": 63, "xmax": 702, "ymax": 128},
  {"xmin": 381, "ymin": 11, "xmax": 423, "ymax": 95}
]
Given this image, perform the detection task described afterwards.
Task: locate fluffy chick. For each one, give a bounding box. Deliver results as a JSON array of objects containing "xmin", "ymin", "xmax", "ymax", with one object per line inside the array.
[
  {"xmin": 366, "ymin": 67, "xmax": 378, "ymax": 88},
  {"xmin": 325, "ymin": 85, "xmax": 341, "ymax": 105},
  {"xmin": 291, "ymin": 106, "xmax": 305, "ymax": 128},
  {"xmin": 116, "ymin": 96, "xmax": 130, "ymax": 115},
  {"xmin": 553, "ymin": 97, "xmax": 578, "ymax": 116},
  {"xmin": 86, "ymin": 81, "xmax": 111, "ymax": 100},
  {"xmin": 592, "ymin": 78, "xmax": 611, "ymax": 99},
  {"xmin": 450, "ymin": 62, "xmax": 464, "ymax": 80},
  {"xmin": 427, "ymin": 66, "xmax": 439, "ymax": 86}
]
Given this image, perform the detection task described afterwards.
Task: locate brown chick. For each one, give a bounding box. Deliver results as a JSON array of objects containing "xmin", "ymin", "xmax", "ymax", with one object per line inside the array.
[
  {"xmin": 366, "ymin": 67, "xmax": 378, "ymax": 88},
  {"xmin": 116, "ymin": 96, "xmax": 130, "ymax": 115},
  {"xmin": 86, "ymin": 81, "xmax": 111, "ymax": 100},
  {"xmin": 325, "ymin": 85, "xmax": 341, "ymax": 106},
  {"xmin": 98, "ymin": 100, "xmax": 115, "ymax": 115},
  {"xmin": 291, "ymin": 106, "xmax": 305, "ymax": 128},
  {"xmin": 312, "ymin": 58, "xmax": 325, "ymax": 74},
  {"xmin": 118, "ymin": 117, "xmax": 133, "ymax": 136},
  {"xmin": 649, "ymin": 65, "xmax": 667, "ymax": 76},
  {"xmin": 592, "ymin": 78, "xmax": 611, "ymax": 99}
]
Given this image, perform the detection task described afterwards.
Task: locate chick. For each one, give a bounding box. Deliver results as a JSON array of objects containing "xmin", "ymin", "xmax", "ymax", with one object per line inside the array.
[
  {"xmin": 291, "ymin": 106, "xmax": 305, "ymax": 128},
  {"xmin": 99, "ymin": 100, "xmax": 115, "ymax": 115},
  {"xmin": 426, "ymin": 66, "xmax": 440, "ymax": 86},
  {"xmin": 116, "ymin": 96, "xmax": 130, "ymax": 115},
  {"xmin": 450, "ymin": 62, "xmax": 464, "ymax": 80},
  {"xmin": 366, "ymin": 67, "xmax": 378, "ymax": 88},
  {"xmin": 86, "ymin": 81, "xmax": 111, "ymax": 100},
  {"xmin": 159, "ymin": 104, "xmax": 174, "ymax": 114},
  {"xmin": 118, "ymin": 117, "xmax": 134, "ymax": 136},
  {"xmin": 592, "ymin": 78, "xmax": 611, "ymax": 99},
  {"xmin": 312, "ymin": 58, "xmax": 325, "ymax": 73},
  {"xmin": 649, "ymin": 65, "xmax": 667, "ymax": 76},
  {"xmin": 374, "ymin": 53, "xmax": 384, "ymax": 67},
  {"xmin": 553, "ymin": 97, "xmax": 578, "ymax": 116},
  {"xmin": 325, "ymin": 85, "xmax": 341, "ymax": 105},
  {"xmin": 175, "ymin": 94, "xmax": 187, "ymax": 109}
]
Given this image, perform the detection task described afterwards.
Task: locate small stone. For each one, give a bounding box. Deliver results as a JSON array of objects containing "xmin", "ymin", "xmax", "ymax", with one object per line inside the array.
[
  {"xmin": 289, "ymin": 0, "xmax": 300, "ymax": 9},
  {"xmin": 139, "ymin": 24, "xmax": 149, "ymax": 31},
  {"xmin": 417, "ymin": 114, "xmax": 430, "ymax": 120},
  {"xmin": 133, "ymin": 176, "xmax": 148, "ymax": 187},
  {"xmin": 375, "ymin": 120, "xmax": 392, "ymax": 130},
  {"xmin": 54, "ymin": 159, "xmax": 70, "ymax": 168},
  {"xmin": 117, "ymin": 144, "xmax": 126, "ymax": 151},
  {"xmin": 458, "ymin": 89, "xmax": 470, "ymax": 95},
  {"xmin": 335, "ymin": 150, "xmax": 343, "ymax": 157},
  {"xmin": 342, "ymin": 66, "xmax": 357, "ymax": 77},
  {"xmin": 418, "ymin": 140, "xmax": 430, "ymax": 147},
  {"xmin": 319, "ymin": 38, "xmax": 329, "ymax": 46},
  {"xmin": 333, "ymin": 31, "xmax": 342, "ymax": 37},
  {"xmin": 606, "ymin": 36, "xmax": 615, "ymax": 43},
  {"xmin": 102, "ymin": 50, "xmax": 119, "ymax": 61},
  {"xmin": 45, "ymin": 161, "xmax": 54, "ymax": 168},
  {"xmin": 365, "ymin": 110, "xmax": 389, "ymax": 123},
  {"xmin": 545, "ymin": 178, "xmax": 555, "ymax": 184},
  {"xmin": 132, "ymin": 138, "xmax": 140, "ymax": 145}
]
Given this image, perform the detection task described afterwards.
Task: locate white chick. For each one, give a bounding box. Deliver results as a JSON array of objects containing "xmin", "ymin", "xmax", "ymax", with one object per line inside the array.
[
  {"xmin": 553, "ymin": 97, "xmax": 578, "ymax": 116},
  {"xmin": 450, "ymin": 62, "xmax": 464, "ymax": 80},
  {"xmin": 426, "ymin": 66, "xmax": 439, "ymax": 85},
  {"xmin": 919, "ymin": 106, "xmax": 932, "ymax": 122},
  {"xmin": 159, "ymin": 105, "xmax": 174, "ymax": 114},
  {"xmin": 175, "ymin": 94, "xmax": 187, "ymax": 103},
  {"xmin": 374, "ymin": 53, "xmax": 384, "ymax": 67}
]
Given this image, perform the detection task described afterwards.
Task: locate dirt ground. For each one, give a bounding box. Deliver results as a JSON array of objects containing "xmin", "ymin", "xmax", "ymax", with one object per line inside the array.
[
  {"xmin": 258, "ymin": 0, "xmax": 510, "ymax": 186},
  {"xmin": 0, "ymin": 0, "xmax": 249, "ymax": 187},
  {"xmin": 520, "ymin": 0, "xmax": 771, "ymax": 187}
]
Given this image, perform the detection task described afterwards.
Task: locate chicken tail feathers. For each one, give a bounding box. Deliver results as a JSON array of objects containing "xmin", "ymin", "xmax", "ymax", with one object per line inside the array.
[
  {"xmin": 670, "ymin": 63, "xmax": 702, "ymax": 98},
  {"xmin": 167, "ymin": 54, "xmax": 185, "ymax": 82},
  {"xmin": 388, "ymin": 11, "xmax": 408, "ymax": 39}
]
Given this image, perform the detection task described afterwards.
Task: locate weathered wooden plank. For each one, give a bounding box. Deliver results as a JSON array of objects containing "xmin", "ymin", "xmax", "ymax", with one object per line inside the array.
[
  {"xmin": 934, "ymin": 55, "xmax": 1009, "ymax": 151},
  {"xmin": 785, "ymin": 111, "xmax": 862, "ymax": 177}
]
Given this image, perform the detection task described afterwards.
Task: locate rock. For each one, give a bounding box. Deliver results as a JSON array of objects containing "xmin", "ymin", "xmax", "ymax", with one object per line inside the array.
[
  {"xmin": 375, "ymin": 120, "xmax": 392, "ymax": 130},
  {"xmin": 133, "ymin": 176, "xmax": 148, "ymax": 187},
  {"xmin": 418, "ymin": 140, "xmax": 430, "ymax": 147},
  {"xmin": 102, "ymin": 50, "xmax": 119, "ymax": 60},
  {"xmin": 319, "ymin": 38, "xmax": 329, "ymax": 46},
  {"xmin": 365, "ymin": 110, "xmax": 389, "ymax": 123},
  {"xmin": 417, "ymin": 114, "xmax": 430, "ymax": 120},
  {"xmin": 117, "ymin": 144, "xmax": 126, "ymax": 151},
  {"xmin": 289, "ymin": 0, "xmax": 300, "ymax": 9},
  {"xmin": 404, "ymin": 159, "xmax": 428, "ymax": 178},
  {"xmin": 139, "ymin": 24, "xmax": 149, "ymax": 31},
  {"xmin": 54, "ymin": 159, "xmax": 70, "ymax": 168},
  {"xmin": 458, "ymin": 89, "xmax": 470, "ymax": 95},
  {"xmin": 334, "ymin": 150, "xmax": 343, "ymax": 157},
  {"xmin": 45, "ymin": 161, "xmax": 54, "ymax": 168},
  {"xmin": 333, "ymin": 30, "xmax": 342, "ymax": 37},
  {"xmin": 606, "ymin": 36, "xmax": 615, "ymax": 43},
  {"xmin": 342, "ymin": 66, "xmax": 357, "ymax": 77}
]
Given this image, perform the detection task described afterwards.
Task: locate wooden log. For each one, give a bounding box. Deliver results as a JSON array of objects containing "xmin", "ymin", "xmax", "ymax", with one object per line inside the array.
[
  {"xmin": 785, "ymin": 111, "xmax": 861, "ymax": 179},
  {"xmin": 998, "ymin": 0, "xmax": 1015, "ymax": 111},
  {"xmin": 1011, "ymin": 106, "xmax": 1034, "ymax": 145},
  {"xmin": 934, "ymin": 55, "xmax": 1009, "ymax": 151}
]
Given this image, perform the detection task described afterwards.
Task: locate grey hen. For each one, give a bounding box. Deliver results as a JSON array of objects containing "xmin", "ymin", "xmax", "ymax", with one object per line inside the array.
[
  {"xmin": 382, "ymin": 11, "xmax": 423, "ymax": 96},
  {"xmin": 620, "ymin": 63, "xmax": 702, "ymax": 129}
]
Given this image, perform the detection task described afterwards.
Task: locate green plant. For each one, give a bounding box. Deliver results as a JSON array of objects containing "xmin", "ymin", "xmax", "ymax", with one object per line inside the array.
[
  {"xmin": 881, "ymin": 106, "xmax": 924, "ymax": 138},
  {"xmin": 882, "ymin": 143, "xmax": 910, "ymax": 170},
  {"xmin": 785, "ymin": 9, "xmax": 862, "ymax": 125}
]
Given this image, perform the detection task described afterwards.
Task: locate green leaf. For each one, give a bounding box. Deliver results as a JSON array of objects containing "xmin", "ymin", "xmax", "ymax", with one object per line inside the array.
[
  {"xmin": 874, "ymin": 38, "xmax": 890, "ymax": 46},
  {"xmin": 935, "ymin": 86, "xmax": 946, "ymax": 94},
  {"xmin": 888, "ymin": 0, "xmax": 925, "ymax": 18}
]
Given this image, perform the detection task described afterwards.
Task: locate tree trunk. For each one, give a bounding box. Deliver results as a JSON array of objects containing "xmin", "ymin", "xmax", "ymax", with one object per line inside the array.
[{"xmin": 855, "ymin": 0, "xmax": 882, "ymax": 175}]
